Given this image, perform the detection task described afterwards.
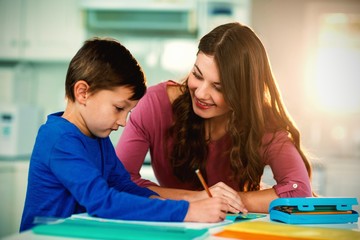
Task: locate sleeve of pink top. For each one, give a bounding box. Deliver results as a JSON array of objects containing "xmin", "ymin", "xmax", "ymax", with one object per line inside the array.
[
  {"xmin": 263, "ymin": 131, "xmax": 312, "ymax": 198},
  {"xmin": 115, "ymin": 91, "xmax": 159, "ymax": 188}
]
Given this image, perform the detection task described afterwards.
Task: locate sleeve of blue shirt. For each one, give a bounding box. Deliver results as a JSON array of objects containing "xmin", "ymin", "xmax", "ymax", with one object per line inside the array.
[
  {"xmin": 49, "ymin": 133, "xmax": 188, "ymax": 222},
  {"xmin": 100, "ymin": 136, "xmax": 157, "ymax": 197}
]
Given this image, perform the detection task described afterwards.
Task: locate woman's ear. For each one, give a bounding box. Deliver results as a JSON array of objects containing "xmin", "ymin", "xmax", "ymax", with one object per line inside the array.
[{"xmin": 73, "ymin": 80, "xmax": 89, "ymax": 105}]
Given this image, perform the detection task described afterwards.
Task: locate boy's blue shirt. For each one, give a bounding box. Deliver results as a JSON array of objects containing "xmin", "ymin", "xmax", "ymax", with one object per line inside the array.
[{"xmin": 20, "ymin": 112, "xmax": 189, "ymax": 232}]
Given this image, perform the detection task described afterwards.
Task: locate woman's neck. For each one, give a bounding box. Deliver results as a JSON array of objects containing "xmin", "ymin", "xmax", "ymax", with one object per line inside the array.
[{"xmin": 205, "ymin": 115, "xmax": 229, "ymax": 141}]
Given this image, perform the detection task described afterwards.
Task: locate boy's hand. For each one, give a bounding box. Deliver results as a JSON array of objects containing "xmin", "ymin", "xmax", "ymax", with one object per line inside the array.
[{"xmin": 184, "ymin": 197, "xmax": 229, "ymax": 223}]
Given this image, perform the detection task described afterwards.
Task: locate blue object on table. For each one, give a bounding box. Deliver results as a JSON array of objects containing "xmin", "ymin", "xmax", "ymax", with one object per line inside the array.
[{"xmin": 269, "ymin": 197, "xmax": 359, "ymax": 224}]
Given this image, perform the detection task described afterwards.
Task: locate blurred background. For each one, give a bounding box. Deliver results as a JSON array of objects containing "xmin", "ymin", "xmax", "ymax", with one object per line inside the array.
[{"xmin": 0, "ymin": 0, "xmax": 359, "ymax": 237}]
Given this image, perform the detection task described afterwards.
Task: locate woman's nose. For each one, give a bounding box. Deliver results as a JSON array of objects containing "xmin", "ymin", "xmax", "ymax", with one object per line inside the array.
[{"xmin": 196, "ymin": 82, "xmax": 210, "ymax": 99}]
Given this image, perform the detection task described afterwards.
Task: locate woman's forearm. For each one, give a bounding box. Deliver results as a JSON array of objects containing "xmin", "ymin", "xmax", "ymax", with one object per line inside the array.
[
  {"xmin": 148, "ymin": 183, "xmax": 247, "ymax": 213},
  {"xmin": 238, "ymin": 188, "xmax": 279, "ymax": 213}
]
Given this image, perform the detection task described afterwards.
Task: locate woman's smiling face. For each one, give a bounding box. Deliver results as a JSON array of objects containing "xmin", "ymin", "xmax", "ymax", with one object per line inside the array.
[{"xmin": 188, "ymin": 52, "xmax": 231, "ymax": 120}]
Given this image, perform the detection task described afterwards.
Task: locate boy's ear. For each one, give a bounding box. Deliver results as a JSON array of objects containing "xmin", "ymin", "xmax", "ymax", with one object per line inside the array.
[{"xmin": 73, "ymin": 80, "xmax": 89, "ymax": 105}]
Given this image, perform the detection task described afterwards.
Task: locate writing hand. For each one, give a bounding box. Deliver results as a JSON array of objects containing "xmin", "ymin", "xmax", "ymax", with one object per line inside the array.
[
  {"xmin": 208, "ymin": 182, "xmax": 248, "ymax": 214},
  {"xmin": 184, "ymin": 197, "xmax": 229, "ymax": 223}
]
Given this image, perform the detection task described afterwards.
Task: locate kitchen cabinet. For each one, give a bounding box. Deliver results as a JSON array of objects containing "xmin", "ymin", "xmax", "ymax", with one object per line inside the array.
[
  {"xmin": 0, "ymin": 0, "xmax": 84, "ymax": 62},
  {"xmin": 0, "ymin": 0, "xmax": 22, "ymax": 59},
  {"xmin": 0, "ymin": 160, "xmax": 29, "ymax": 238},
  {"xmin": 0, "ymin": 163, "xmax": 16, "ymax": 238}
]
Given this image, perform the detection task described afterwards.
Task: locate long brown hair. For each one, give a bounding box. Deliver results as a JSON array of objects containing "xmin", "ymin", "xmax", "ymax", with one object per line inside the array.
[{"xmin": 168, "ymin": 22, "xmax": 312, "ymax": 191}]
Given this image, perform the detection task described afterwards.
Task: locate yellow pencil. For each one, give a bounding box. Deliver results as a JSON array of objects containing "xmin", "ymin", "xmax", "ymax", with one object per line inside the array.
[{"xmin": 195, "ymin": 169, "xmax": 212, "ymax": 197}]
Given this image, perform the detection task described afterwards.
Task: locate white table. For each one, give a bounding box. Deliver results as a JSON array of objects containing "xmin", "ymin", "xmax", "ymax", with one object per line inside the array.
[{"xmin": 3, "ymin": 215, "xmax": 359, "ymax": 240}]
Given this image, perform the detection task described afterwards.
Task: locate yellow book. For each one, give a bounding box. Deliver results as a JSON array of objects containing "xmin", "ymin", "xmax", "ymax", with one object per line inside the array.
[{"xmin": 213, "ymin": 221, "xmax": 360, "ymax": 240}]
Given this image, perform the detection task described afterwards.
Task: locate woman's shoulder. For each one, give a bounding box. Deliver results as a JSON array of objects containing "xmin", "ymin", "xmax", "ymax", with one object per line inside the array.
[
  {"xmin": 147, "ymin": 80, "xmax": 180, "ymax": 92},
  {"xmin": 262, "ymin": 130, "xmax": 290, "ymax": 145},
  {"xmin": 145, "ymin": 81, "xmax": 169, "ymax": 98},
  {"xmin": 146, "ymin": 80, "xmax": 182, "ymax": 103},
  {"xmin": 166, "ymin": 80, "xmax": 183, "ymax": 104}
]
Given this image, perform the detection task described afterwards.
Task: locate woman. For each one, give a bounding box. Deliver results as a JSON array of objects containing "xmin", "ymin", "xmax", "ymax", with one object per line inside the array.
[{"xmin": 115, "ymin": 22, "xmax": 313, "ymax": 213}]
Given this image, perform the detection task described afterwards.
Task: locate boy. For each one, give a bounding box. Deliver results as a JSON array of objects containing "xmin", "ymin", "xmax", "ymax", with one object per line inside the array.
[{"xmin": 20, "ymin": 38, "xmax": 229, "ymax": 232}]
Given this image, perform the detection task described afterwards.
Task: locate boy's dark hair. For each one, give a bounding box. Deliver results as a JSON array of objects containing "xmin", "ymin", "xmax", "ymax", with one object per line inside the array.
[{"xmin": 65, "ymin": 37, "xmax": 146, "ymax": 101}]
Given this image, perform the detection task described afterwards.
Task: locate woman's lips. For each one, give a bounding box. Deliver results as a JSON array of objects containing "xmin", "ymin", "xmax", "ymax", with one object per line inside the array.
[{"xmin": 194, "ymin": 97, "xmax": 214, "ymax": 110}]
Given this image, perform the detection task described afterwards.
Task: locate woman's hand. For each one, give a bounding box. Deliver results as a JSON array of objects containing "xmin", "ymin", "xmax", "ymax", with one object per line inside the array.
[
  {"xmin": 187, "ymin": 182, "xmax": 247, "ymax": 214},
  {"xmin": 208, "ymin": 182, "xmax": 247, "ymax": 214}
]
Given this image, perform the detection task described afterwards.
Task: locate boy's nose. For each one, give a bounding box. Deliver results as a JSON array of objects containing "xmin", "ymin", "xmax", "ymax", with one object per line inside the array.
[{"xmin": 117, "ymin": 115, "xmax": 127, "ymax": 127}]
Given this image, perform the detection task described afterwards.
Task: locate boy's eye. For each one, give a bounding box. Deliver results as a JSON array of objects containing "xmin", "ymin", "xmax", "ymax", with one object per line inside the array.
[{"xmin": 116, "ymin": 107, "xmax": 124, "ymax": 111}]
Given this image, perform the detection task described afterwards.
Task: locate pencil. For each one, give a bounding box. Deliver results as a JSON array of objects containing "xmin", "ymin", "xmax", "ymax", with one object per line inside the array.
[{"xmin": 195, "ymin": 169, "xmax": 213, "ymax": 197}]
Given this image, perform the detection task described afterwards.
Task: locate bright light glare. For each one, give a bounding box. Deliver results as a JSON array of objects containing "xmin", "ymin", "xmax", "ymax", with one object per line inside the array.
[
  {"xmin": 313, "ymin": 13, "xmax": 360, "ymax": 114},
  {"xmin": 161, "ymin": 40, "xmax": 197, "ymax": 73},
  {"xmin": 315, "ymin": 48, "xmax": 360, "ymax": 113}
]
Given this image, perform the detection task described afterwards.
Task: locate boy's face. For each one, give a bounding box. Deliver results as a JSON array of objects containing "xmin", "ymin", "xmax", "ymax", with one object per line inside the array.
[{"xmin": 82, "ymin": 86, "xmax": 138, "ymax": 138}]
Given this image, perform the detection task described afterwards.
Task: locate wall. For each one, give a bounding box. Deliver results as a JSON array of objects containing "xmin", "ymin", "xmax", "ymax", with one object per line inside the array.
[{"xmin": 251, "ymin": 0, "xmax": 360, "ymax": 157}]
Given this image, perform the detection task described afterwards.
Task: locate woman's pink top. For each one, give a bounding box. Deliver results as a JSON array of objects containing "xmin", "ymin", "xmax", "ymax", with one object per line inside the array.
[{"xmin": 115, "ymin": 81, "xmax": 312, "ymax": 197}]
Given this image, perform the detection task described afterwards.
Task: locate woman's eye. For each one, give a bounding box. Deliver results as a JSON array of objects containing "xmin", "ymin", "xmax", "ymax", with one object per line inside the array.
[
  {"xmin": 116, "ymin": 107, "xmax": 124, "ymax": 112},
  {"xmin": 192, "ymin": 71, "xmax": 202, "ymax": 80},
  {"xmin": 214, "ymin": 84, "xmax": 222, "ymax": 92}
]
